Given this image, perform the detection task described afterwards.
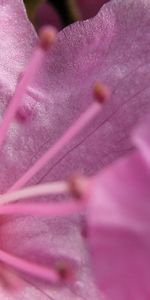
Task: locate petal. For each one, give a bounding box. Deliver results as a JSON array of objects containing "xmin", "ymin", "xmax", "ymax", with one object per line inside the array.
[
  {"xmin": 0, "ymin": 0, "xmax": 37, "ymax": 93},
  {"xmin": 87, "ymin": 151, "xmax": 150, "ymax": 299}
]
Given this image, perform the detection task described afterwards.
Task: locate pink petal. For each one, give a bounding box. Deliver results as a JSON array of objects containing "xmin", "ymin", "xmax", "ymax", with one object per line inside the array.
[
  {"xmin": 87, "ymin": 151, "xmax": 150, "ymax": 299},
  {"xmin": 0, "ymin": 0, "xmax": 37, "ymax": 93}
]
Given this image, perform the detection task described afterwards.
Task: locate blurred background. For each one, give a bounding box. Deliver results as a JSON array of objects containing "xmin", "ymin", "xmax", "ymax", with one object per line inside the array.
[{"xmin": 24, "ymin": 0, "xmax": 109, "ymax": 31}]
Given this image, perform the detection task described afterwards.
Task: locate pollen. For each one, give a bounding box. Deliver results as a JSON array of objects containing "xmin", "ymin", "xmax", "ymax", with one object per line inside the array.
[
  {"xmin": 69, "ymin": 174, "xmax": 89, "ymax": 200},
  {"xmin": 94, "ymin": 82, "xmax": 110, "ymax": 104},
  {"xmin": 39, "ymin": 26, "xmax": 58, "ymax": 50}
]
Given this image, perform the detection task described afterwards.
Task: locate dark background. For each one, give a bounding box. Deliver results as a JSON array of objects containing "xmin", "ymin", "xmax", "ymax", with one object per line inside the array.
[{"xmin": 23, "ymin": 0, "xmax": 107, "ymax": 30}]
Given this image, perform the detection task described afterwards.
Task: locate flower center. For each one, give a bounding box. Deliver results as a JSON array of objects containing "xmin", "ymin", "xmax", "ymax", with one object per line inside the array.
[{"xmin": 0, "ymin": 26, "xmax": 109, "ymax": 291}]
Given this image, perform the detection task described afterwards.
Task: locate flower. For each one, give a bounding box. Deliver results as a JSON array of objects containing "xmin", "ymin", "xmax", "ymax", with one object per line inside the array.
[{"xmin": 0, "ymin": 0, "xmax": 150, "ymax": 299}]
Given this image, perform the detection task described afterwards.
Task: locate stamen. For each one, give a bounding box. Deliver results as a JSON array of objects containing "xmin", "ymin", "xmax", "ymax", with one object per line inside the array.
[
  {"xmin": 94, "ymin": 83, "xmax": 110, "ymax": 104},
  {"xmin": 69, "ymin": 174, "xmax": 89, "ymax": 199},
  {"xmin": 56, "ymin": 260, "xmax": 75, "ymax": 281},
  {"xmin": 39, "ymin": 26, "xmax": 58, "ymax": 50},
  {"xmin": 0, "ymin": 26, "xmax": 57, "ymax": 148},
  {"xmin": 9, "ymin": 86, "xmax": 108, "ymax": 192},
  {"xmin": 0, "ymin": 249, "xmax": 59, "ymax": 283},
  {"xmin": 0, "ymin": 177, "xmax": 88, "ymax": 217},
  {"xmin": 0, "ymin": 181, "xmax": 69, "ymax": 205}
]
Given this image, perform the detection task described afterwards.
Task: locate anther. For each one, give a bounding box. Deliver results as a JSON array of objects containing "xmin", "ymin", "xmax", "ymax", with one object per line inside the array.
[
  {"xmin": 16, "ymin": 105, "xmax": 32, "ymax": 123},
  {"xmin": 69, "ymin": 174, "xmax": 89, "ymax": 200},
  {"xmin": 56, "ymin": 260, "xmax": 75, "ymax": 282},
  {"xmin": 93, "ymin": 83, "xmax": 110, "ymax": 104},
  {"xmin": 39, "ymin": 26, "xmax": 58, "ymax": 50}
]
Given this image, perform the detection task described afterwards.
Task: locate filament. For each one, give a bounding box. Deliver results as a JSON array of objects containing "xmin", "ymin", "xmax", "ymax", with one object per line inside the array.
[
  {"xmin": 0, "ymin": 181, "xmax": 69, "ymax": 205},
  {"xmin": 0, "ymin": 201, "xmax": 84, "ymax": 217},
  {"xmin": 0, "ymin": 249, "xmax": 59, "ymax": 283}
]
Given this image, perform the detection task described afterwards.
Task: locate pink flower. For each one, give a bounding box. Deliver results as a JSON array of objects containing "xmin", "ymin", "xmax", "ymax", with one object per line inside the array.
[{"xmin": 0, "ymin": 0, "xmax": 150, "ymax": 299}]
